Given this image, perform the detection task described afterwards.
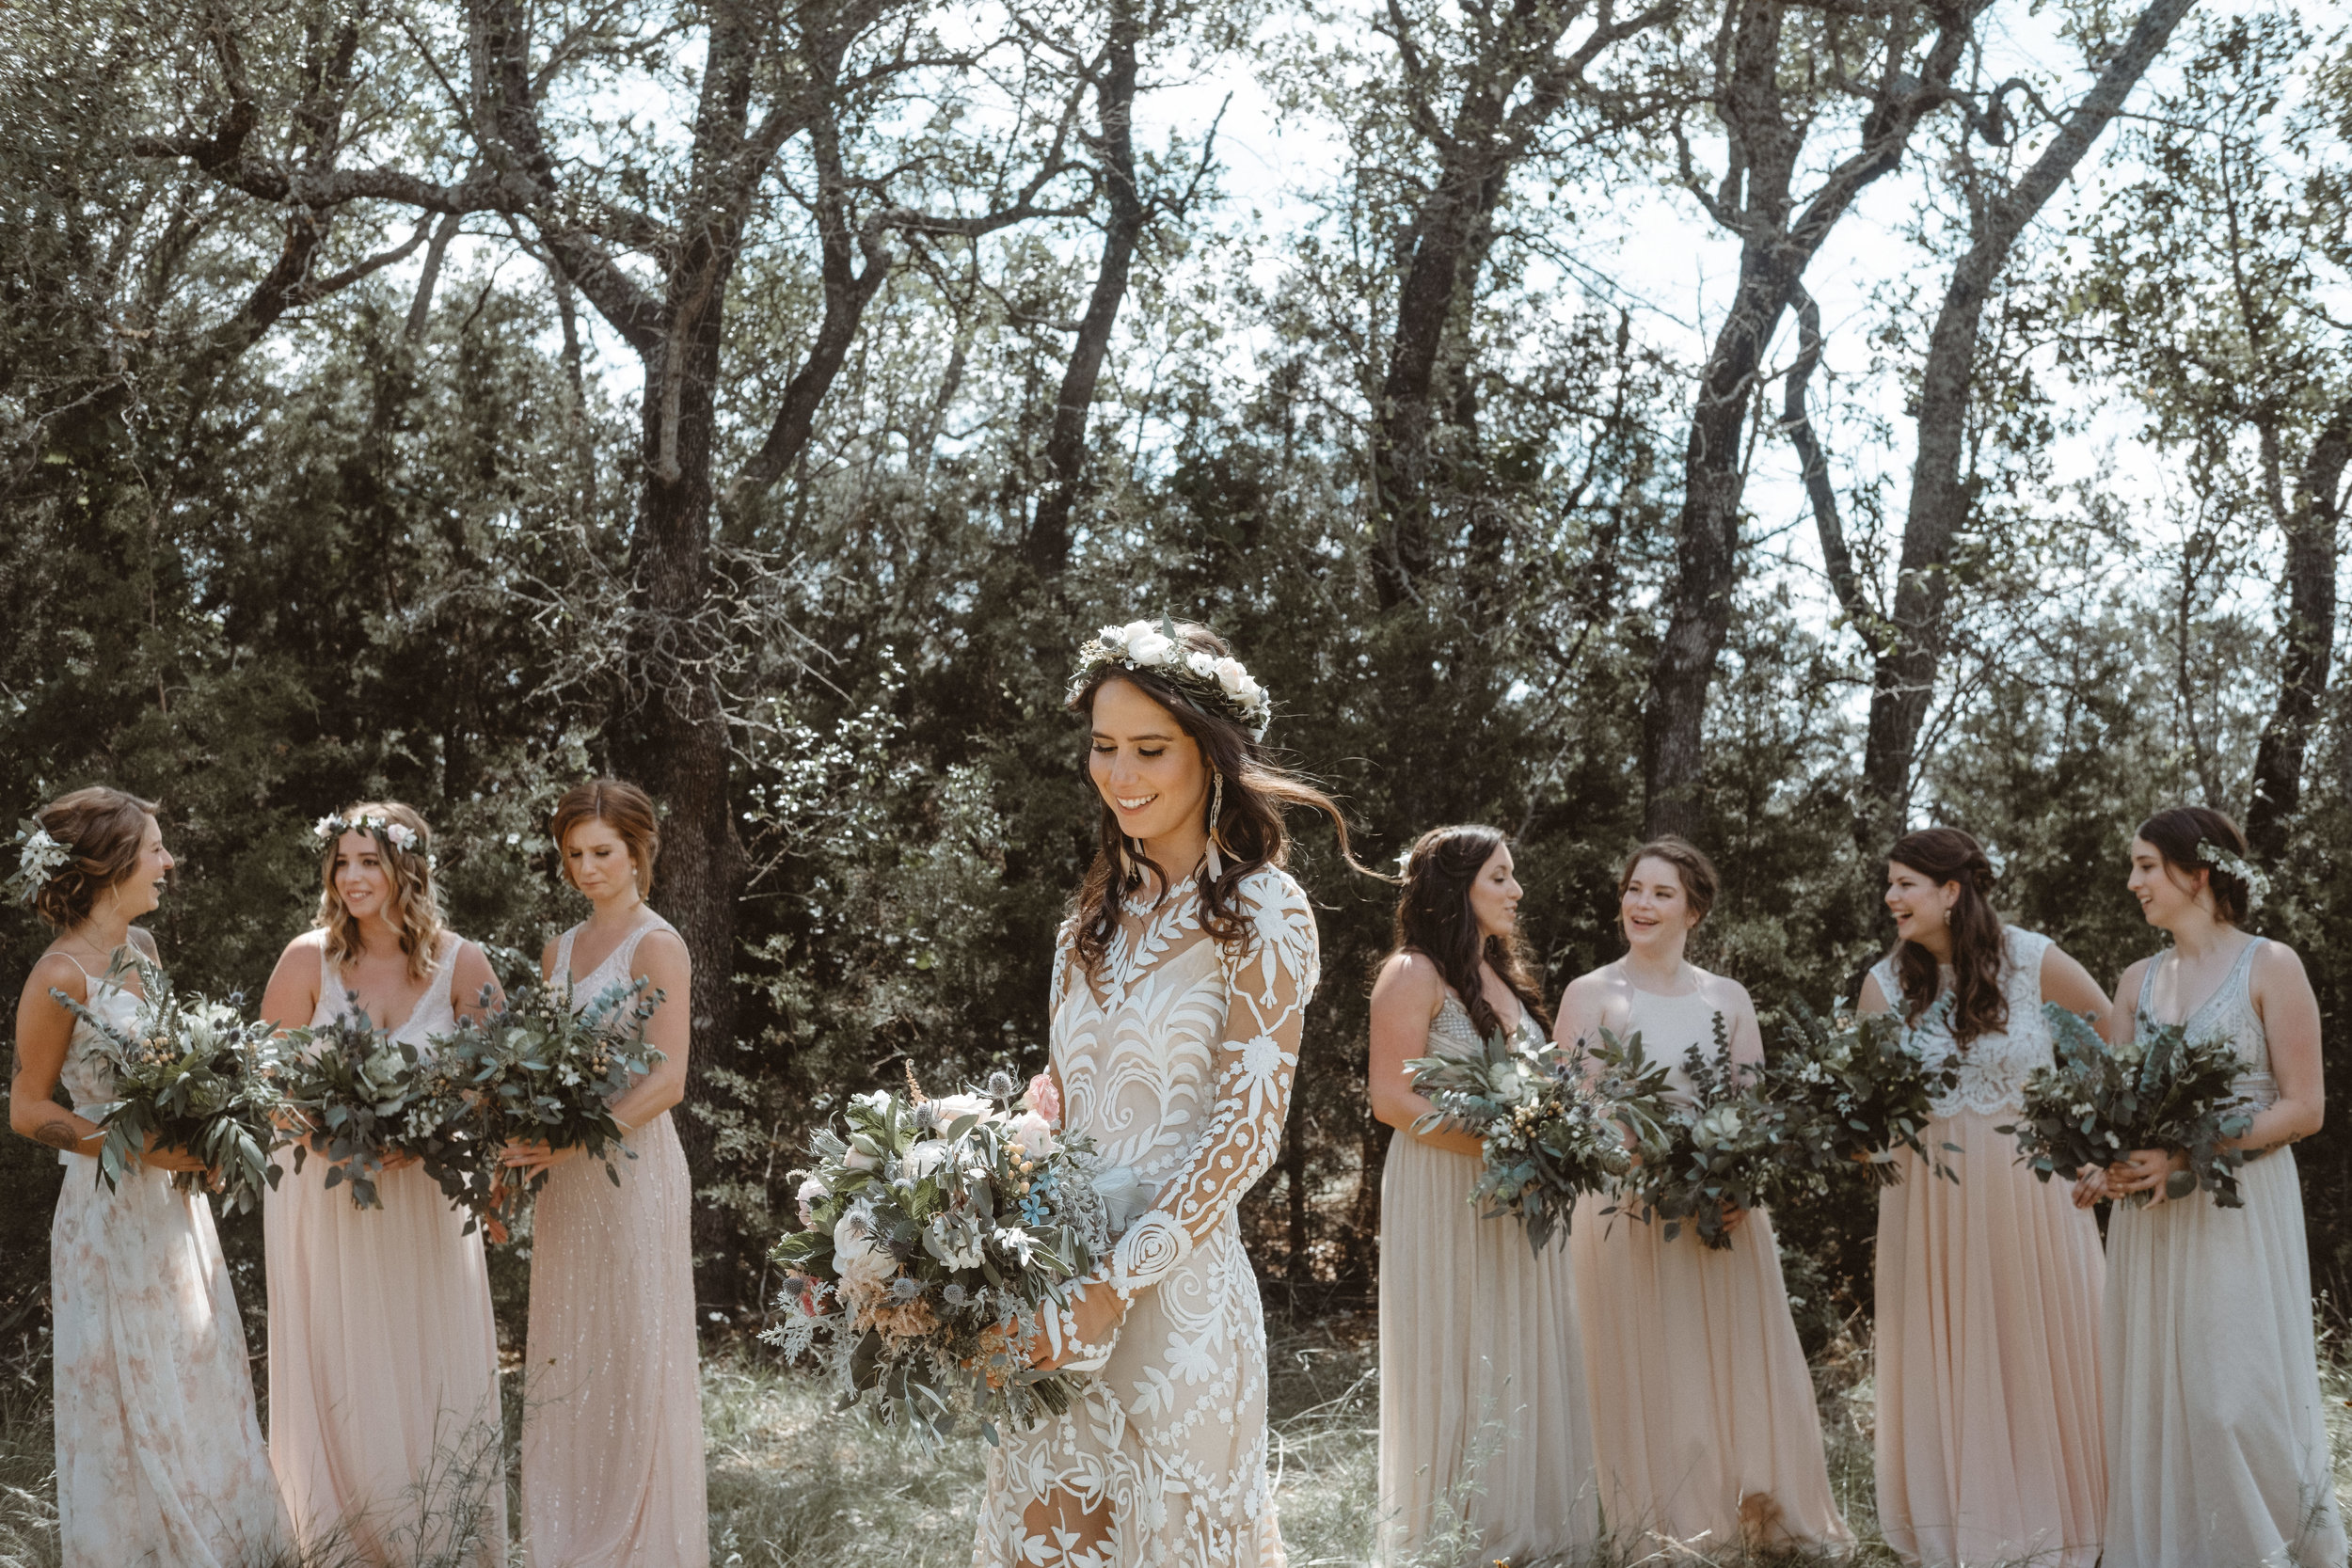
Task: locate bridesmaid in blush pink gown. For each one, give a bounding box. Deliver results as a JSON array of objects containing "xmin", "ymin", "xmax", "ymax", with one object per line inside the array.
[
  {"xmin": 1862, "ymin": 827, "xmax": 2110, "ymax": 1568},
  {"xmin": 509, "ymin": 779, "xmax": 706, "ymax": 1568},
  {"xmin": 260, "ymin": 801, "xmax": 507, "ymax": 1567}
]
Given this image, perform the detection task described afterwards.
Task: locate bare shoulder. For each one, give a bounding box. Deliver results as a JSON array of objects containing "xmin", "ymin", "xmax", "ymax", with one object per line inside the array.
[
  {"xmin": 278, "ymin": 927, "xmax": 327, "ymax": 963},
  {"xmin": 2251, "ymin": 937, "xmax": 2310, "ymax": 987},
  {"xmin": 1375, "ymin": 950, "xmax": 1446, "ymax": 1010},
  {"xmin": 2113, "ymin": 954, "xmax": 2154, "ymax": 1000},
  {"xmin": 1560, "ymin": 964, "xmax": 1621, "ymax": 1006},
  {"xmin": 1692, "ymin": 966, "xmax": 1755, "ymax": 1013},
  {"xmin": 539, "ymin": 933, "xmax": 563, "ymax": 981},
  {"xmin": 637, "ymin": 927, "xmax": 692, "ymax": 974},
  {"xmin": 24, "ymin": 950, "xmax": 87, "ymax": 1006}
]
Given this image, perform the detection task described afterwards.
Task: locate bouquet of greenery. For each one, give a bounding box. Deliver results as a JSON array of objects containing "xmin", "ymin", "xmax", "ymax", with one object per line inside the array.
[
  {"xmin": 1593, "ymin": 1022, "xmax": 1797, "ymax": 1251},
  {"xmin": 278, "ymin": 1009, "xmax": 470, "ymax": 1211},
  {"xmin": 51, "ymin": 952, "xmax": 287, "ymax": 1213},
  {"xmin": 435, "ymin": 975, "xmax": 663, "ymax": 1225},
  {"xmin": 1769, "ymin": 999, "xmax": 1962, "ymax": 1188},
  {"xmin": 2001, "ymin": 1003, "xmax": 2256, "ymax": 1208},
  {"xmin": 1406, "ymin": 1032, "xmax": 1637, "ymax": 1252},
  {"xmin": 765, "ymin": 1071, "xmax": 1112, "ymax": 1441}
]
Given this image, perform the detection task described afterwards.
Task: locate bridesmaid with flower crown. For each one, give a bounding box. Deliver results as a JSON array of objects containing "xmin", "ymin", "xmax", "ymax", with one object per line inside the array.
[
  {"xmin": 508, "ymin": 779, "xmax": 707, "ymax": 1568},
  {"xmin": 259, "ymin": 800, "xmax": 507, "ymax": 1566},
  {"xmin": 9, "ymin": 787, "xmax": 290, "ymax": 1568}
]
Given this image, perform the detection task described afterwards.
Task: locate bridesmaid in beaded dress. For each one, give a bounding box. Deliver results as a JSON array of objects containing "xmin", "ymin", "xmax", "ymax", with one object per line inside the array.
[
  {"xmin": 2087, "ymin": 807, "xmax": 2344, "ymax": 1568},
  {"xmin": 1560, "ymin": 836, "xmax": 1850, "ymax": 1558},
  {"xmin": 8, "ymin": 787, "xmax": 290, "ymax": 1568},
  {"xmin": 507, "ymin": 779, "xmax": 707, "ymax": 1568},
  {"xmin": 1369, "ymin": 824, "xmax": 1597, "ymax": 1564},
  {"xmin": 259, "ymin": 800, "xmax": 507, "ymax": 1566},
  {"xmin": 1861, "ymin": 827, "xmax": 2111, "ymax": 1568}
]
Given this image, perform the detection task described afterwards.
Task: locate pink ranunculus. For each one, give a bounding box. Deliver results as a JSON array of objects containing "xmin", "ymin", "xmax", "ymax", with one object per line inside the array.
[{"xmin": 1025, "ymin": 1072, "xmax": 1060, "ymax": 1125}]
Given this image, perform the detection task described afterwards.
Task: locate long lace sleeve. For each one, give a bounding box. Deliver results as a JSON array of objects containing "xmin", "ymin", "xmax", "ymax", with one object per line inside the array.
[{"xmin": 1109, "ymin": 869, "xmax": 1320, "ymax": 1296}]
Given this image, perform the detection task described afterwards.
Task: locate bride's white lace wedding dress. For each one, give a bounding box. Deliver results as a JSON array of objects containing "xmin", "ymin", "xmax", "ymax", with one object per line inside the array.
[{"xmin": 973, "ymin": 864, "xmax": 1318, "ymax": 1568}]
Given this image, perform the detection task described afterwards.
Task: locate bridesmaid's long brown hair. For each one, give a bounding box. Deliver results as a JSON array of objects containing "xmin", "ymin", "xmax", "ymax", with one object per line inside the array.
[
  {"xmin": 1887, "ymin": 827, "xmax": 2007, "ymax": 1044},
  {"xmin": 1389, "ymin": 824, "xmax": 1549, "ymax": 1045}
]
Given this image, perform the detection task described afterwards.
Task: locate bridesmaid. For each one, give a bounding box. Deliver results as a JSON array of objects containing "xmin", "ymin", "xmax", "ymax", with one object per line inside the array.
[
  {"xmin": 8, "ymin": 787, "xmax": 290, "ymax": 1567},
  {"xmin": 1557, "ymin": 836, "xmax": 1851, "ymax": 1557},
  {"xmin": 259, "ymin": 800, "xmax": 507, "ymax": 1566},
  {"xmin": 2090, "ymin": 807, "xmax": 2345, "ymax": 1567},
  {"xmin": 508, "ymin": 779, "xmax": 707, "ymax": 1568},
  {"xmin": 1861, "ymin": 826, "xmax": 2109, "ymax": 1568},
  {"xmin": 1368, "ymin": 824, "xmax": 1596, "ymax": 1564}
]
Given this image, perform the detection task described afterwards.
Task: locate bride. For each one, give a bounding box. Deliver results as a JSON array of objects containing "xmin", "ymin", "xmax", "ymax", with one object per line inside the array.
[{"xmin": 972, "ymin": 618, "xmax": 1353, "ymax": 1568}]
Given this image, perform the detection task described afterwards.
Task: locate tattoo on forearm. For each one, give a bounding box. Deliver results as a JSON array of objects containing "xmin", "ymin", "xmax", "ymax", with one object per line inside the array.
[{"xmin": 31, "ymin": 1121, "xmax": 79, "ymax": 1151}]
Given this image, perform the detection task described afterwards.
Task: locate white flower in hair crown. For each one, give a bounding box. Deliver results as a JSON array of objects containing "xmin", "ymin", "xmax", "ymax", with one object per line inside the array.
[
  {"xmin": 2198, "ymin": 839, "xmax": 2269, "ymax": 914},
  {"xmin": 9, "ymin": 821, "xmax": 72, "ymax": 905},
  {"xmin": 1073, "ymin": 616, "xmax": 1272, "ymax": 740},
  {"xmin": 313, "ymin": 812, "xmax": 421, "ymax": 853}
]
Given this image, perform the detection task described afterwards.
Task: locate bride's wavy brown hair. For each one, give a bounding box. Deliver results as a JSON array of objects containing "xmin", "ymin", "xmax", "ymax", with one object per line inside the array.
[
  {"xmin": 1066, "ymin": 621, "xmax": 1362, "ymax": 979},
  {"xmin": 1887, "ymin": 827, "xmax": 2007, "ymax": 1044},
  {"xmin": 315, "ymin": 800, "xmax": 445, "ymax": 983},
  {"xmin": 1389, "ymin": 824, "xmax": 1550, "ymax": 1044}
]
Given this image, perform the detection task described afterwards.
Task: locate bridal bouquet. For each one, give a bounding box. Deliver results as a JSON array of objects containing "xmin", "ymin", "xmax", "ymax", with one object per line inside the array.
[
  {"xmin": 2002, "ymin": 1003, "xmax": 2257, "ymax": 1208},
  {"xmin": 278, "ymin": 1010, "xmax": 479, "ymax": 1212},
  {"xmin": 1593, "ymin": 1023, "xmax": 1796, "ymax": 1250},
  {"xmin": 51, "ymin": 953, "xmax": 287, "ymax": 1213},
  {"xmin": 1768, "ymin": 999, "xmax": 1962, "ymax": 1188},
  {"xmin": 1406, "ymin": 1032, "xmax": 1638, "ymax": 1252},
  {"xmin": 765, "ymin": 1070, "xmax": 1112, "ymax": 1440},
  {"xmin": 435, "ymin": 975, "xmax": 664, "ymax": 1225}
]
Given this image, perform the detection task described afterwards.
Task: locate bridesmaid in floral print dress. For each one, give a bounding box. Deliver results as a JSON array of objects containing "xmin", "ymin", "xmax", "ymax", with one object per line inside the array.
[{"xmin": 8, "ymin": 786, "xmax": 289, "ymax": 1568}]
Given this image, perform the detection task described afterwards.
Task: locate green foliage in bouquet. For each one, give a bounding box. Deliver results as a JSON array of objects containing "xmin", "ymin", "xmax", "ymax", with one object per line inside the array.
[
  {"xmin": 437, "ymin": 975, "xmax": 663, "ymax": 1224},
  {"xmin": 1768, "ymin": 999, "xmax": 1963, "ymax": 1190},
  {"xmin": 278, "ymin": 1009, "xmax": 461, "ymax": 1211},
  {"xmin": 2002, "ymin": 1003, "xmax": 2257, "ymax": 1208},
  {"xmin": 765, "ymin": 1072, "xmax": 1110, "ymax": 1442},
  {"xmin": 1406, "ymin": 1032, "xmax": 1634, "ymax": 1253},
  {"xmin": 1595, "ymin": 1020, "xmax": 1801, "ymax": 1250},
  {"xmin": 50, "ymin": 951, "xmax": 286, "ymax": 1213}
]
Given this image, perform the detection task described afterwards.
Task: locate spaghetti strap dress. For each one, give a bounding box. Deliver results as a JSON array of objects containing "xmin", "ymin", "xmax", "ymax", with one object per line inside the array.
[
  {"xmin": 2101, "ymin": 939, "xmax": 2346, "ymax": 1568},
  {"xmin": 519, "ymin": 911, "xmax": 707, "ymax": 1568},
  {"xmin": 48, "ymin": 953, "xmax": 291, "ymax": 1567},
  {"xmin": 265, "ymin": 935, "xmax": 507, "ymax": 1566}
]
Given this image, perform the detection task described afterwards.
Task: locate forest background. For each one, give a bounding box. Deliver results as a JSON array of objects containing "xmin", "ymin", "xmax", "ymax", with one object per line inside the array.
[{"xmin": 4, "ymin": 0, "xmax": 2351, "ymax": 1366}]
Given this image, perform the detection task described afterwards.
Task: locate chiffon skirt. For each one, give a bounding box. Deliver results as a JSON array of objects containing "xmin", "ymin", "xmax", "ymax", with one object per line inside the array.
[
  {"xmin": 521, "ymin": 1112, "xmax": 708, "ymax": 1568},
  {"xmin": 1376, "ymin": 1136, "xmax": 1597, "ymax": 1564},
  {"xmin": 51, "ymin": 1155, "xmax": 290, "ymax": 1568},
  {"xmin": 265, "ymin": 1151, "xmax": 506, "ymax": 1566},
  {"xmin": 2104, "ymin": 1146, "xmax": 2346, "ymax": 1568},
  {"xmin": 1569, "ymin": 1192, "xmax": 1852, "ymax": 1554},
  {"xmin": 1874, "ymin": 1109, "xmax": 2106, "ymax": 1567}
]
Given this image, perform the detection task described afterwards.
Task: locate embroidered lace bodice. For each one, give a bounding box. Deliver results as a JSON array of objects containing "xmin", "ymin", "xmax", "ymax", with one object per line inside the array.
[
  {"xmin": 554, "ymin": 912, "xmax": 673, "ymax": 1016},
  {"xmin": 1870, "ymin": 927, "xmax": 2054, "ymax": 1118},
  {"xmin": 1427, "ymin": 992, "xmax": 1546, "ymax": 1061},
  {"xmin": 975, "ymin": 863, "xmax": 1318, "ymax": 1568},
  {"xmin": 2137, "ymin": 938, "xmax": 2278, "ymax": 1107}
]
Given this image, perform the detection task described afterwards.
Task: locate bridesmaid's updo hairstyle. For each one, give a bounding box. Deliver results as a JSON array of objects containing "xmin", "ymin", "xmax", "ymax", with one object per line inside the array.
[
  {"xmin": 1391, "ymin": 824, "xmax": 1550, "ymax": 1044},
  {"xmin": 26, "ymin": 786, "xmax": 158, "ymax": 928},
  {"xmin": 315, "ymin": 800, "xmax": 445, "ymax": 983},
  {"xmin": 2137, "ymin": 805, "xmax": 2253, "ymax": 926},
  {"xmin": 550, "ymin": 779, "xmax": 662, "ymax": 896},
  {"xmin": 1616, "ymin": 835, "xmax": 1720, "ymax": 926},
  {"xmin": 1065, "ymin": 619, "xmax": 1361, "ymax": 980},
  {"xmin": 1887, "ymin": 826, "xmax": 2007, "ymax": 1044}
]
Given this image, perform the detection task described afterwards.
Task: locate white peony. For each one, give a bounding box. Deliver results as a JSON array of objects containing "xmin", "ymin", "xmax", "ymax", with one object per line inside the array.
[
  {"xmin": 795, "ymin": 1175, "xmax": 828, "ymax": 1227},
  {"xmin": 1123, "ymin": 621, "xmax": 1175, "ymax": 664},
  {"xmin": 1185, "ymin": 651, "xmax": 1217, "ymax": 679},
  {"xmin": 841, "ymin": 1143, "xmax": 880, "ymax": 1171},
  {"xmin": 901, "ymin": 1139, "xmax": 949, "ymax": 1180},
  {"xmin": 833, "ymin": 1213, "xmax": 896, "ymax": 1298},
  {"xmin": 1010, "ymin": 1110, "xmax": 1057, "ymax": 1157},
  {"xmin": 928, "ymin": 1091, "xmax": 993, "ymax": 1123},
  {"xmin": 1213, "ymin": 657, "xmax": 1250, "ymax": 695}
]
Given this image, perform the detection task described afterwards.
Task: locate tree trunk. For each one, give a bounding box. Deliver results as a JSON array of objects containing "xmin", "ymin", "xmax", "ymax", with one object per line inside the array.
[{"xmin": 2247, "ymin": 404, "xmax": 2351, "ymax": 858}]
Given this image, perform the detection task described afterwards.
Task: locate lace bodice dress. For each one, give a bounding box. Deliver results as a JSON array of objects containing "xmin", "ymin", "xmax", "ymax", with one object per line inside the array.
[
  {"xmin": 973, "ymin": 865, "xmax": 1318, "ymax": 1568},
  {"xmin": 520, "ymin": 911, "xmax": 708, "ymax": 1568},
  {"xmin": 2102, "ymin": 939, "xmax": 2346, "ymax": 1567},
  {"xmin": 1868, "ymin": 927, "xmax": 2105, "ymax": 1568},
  {"xmin": 266, "ymin": 936, "xmax": 506, "ymax": 1566},
  {"xmin": 48, "ymin": 956, "xmax": 291, "ymax": 1567},
  {"xmin": 1377, "ymin": 994, "xmax": 1597, "ymax": 1563}
]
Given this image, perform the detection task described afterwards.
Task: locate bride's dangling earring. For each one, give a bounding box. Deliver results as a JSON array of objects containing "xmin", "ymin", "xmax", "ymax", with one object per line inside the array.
[
  {"xmin": 1118, "ymin": 834, "xmax": 1140, "ymax": 888},
  {"xmin": 1204, "ymin": 770, "xmax": 1226, "ymax": 880}
]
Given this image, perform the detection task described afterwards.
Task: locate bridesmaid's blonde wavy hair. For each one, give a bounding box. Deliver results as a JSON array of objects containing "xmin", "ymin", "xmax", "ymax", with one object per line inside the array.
[{"xmin": 315, "ymin": 800, "xmax": 445, "ymax": 982}]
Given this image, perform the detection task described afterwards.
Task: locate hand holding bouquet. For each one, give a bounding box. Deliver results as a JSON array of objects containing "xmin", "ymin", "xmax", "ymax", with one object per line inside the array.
[
  {"xmin": 2003, "ymin": 1003, "xmax": 2256, "ymax": 1208},
  {"xmin": 52, "ymin": 952, "xmax": 287, "ymax": 1212},
  {"xmin": 764, "ymin": 1070, "xmax": 1111, "ymax": 1440},
  {"xmin": 1406, "ymin": 1032, "xmax": 1634, "ymax": 1252},
  {"xmin": 1769, "ymin": 999, "xmax": 1962, "ymax": 1188}
]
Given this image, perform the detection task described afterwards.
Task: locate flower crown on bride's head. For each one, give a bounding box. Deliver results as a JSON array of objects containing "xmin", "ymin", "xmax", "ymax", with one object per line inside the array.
[
  {"xmin": 1071, "ymin": 615, "xmax": 1272, "ymax": 740},
  {"xmin": 312, "ymin": 811, "xmax": 422, "ymax": 856}
]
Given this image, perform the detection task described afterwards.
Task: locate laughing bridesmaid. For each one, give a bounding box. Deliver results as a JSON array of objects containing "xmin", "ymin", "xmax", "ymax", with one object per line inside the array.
[
  {"xmin": 260, "ymin": 801, "xmax": 507, "ymax": 1566},
  {"xmin": 510, "ymin": 780, "xmax": 707, "ymax": 1568}
]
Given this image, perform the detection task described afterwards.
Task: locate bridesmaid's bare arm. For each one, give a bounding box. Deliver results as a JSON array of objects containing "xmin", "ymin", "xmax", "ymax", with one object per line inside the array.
[
  {"xmin": 1857, "ymin": 969, "xmax": 1894, "ymax": 1018},
  {"xmin": 605, "ymin": 928, "xmax": 691, "ymax": 1131},
  {"xmin": 10, "ymin": 955, "xmax": 102, "ymax": 1155},
  {"xmin": 448, "ymin": 940, "xmax": 503, "ymax": 1024},
  {"xmin": 2039, "ymin": 943, "xmax": 2112, "ymax": 1030},
  {"xmin": 1368, "ymin": 953, "xmax": 1483, "ymax": 1159},
  {"xmin": 2245, "ymin": 942, "xmax": 2325, "ymax": 1150},
  {"xmin": 258, "ymin": 931, "xmax": 326, "ymax": 1033}
]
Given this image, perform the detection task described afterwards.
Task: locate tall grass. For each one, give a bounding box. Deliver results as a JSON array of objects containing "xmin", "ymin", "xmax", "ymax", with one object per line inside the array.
[{"xmin": 7, "ymin": 1314, "xmax": 2352, "ymax": 1567}]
